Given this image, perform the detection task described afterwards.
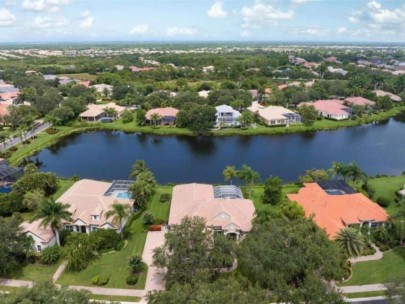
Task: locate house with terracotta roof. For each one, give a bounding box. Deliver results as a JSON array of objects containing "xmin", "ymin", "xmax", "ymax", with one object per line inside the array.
[
  {"xmin": 248, "ymin": 102, "xmax": 301, "ymax": 126},
  {"xmin": 169, "ymin": 183, "xmax": 255, "ymax": 240},
  {"xmin": 58, "ymin": 179, "xmax": 134, "ymax": 234},
  {"xmin": 344, "ymin": 97, "xmax": 376, "ymax": 107},
  {"xmin": 373, "ymin": 90, "xmax": 402, "ymax": 102},
  {"xmin": 300, "ymin": 99, "xmax": 350, "ymax": 120},
  {"xmin": 145, "ymin": 107, "xmax": 179, "ymax": 126},
  {"xmin": 22, "ymin": 220, "xmax": 57, "ymax": 253},
  {"xmin": 288, "ymin": 182, "xmax": 388, "ymax": 239},
  {"xmin": 79, "ymin": 102, "xmax": 125, "ymax": 122}
]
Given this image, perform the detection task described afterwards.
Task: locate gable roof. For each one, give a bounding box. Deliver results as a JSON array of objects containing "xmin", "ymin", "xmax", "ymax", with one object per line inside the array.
[
  {"xmin": 373, "ymin": 90, "xmax": 402, "ymax": 102},
  {"xmin": 345, "ymin": 97, "xmax": 375, "ymax": 107},
  {"xmin": 287, "ymin": 183, "xmax": 388, "ymax": 239},
  {"xmin": 145, "ymin": 107, "xmax": 179, "ymax": 119},
  {"xmin": 22, "ymin": 219, "xmax": 55, "ymax": 243},
  {"xmin": 300, "ymin": 99, "xmax": 350, "ymax": 116},
  {"xmin": 248, "ymin": 102, "xmax": 296, "ymax": 121},
  {"xmin": 79, "ymin": 102, "xmax": 125, "ymax": 118},
  {"xmin": 58, "ymin": 179, "xmax": 133, "ymax": 227},
  {"xmin": 169, "ymin": 183, "xmax": 255, "ymax": 232}
]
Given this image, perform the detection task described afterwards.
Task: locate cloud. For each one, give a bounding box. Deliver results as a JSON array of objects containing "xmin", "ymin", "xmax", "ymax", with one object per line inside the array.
[
  {"xmin": 290, "ymin": 0, "xmax": 315, "ymax": 4},
  {"xmin": 80, "ymin": 11, "xmax": 94, "ymax": 28},
  {"xmin": 337, "ymin": 26, "xmax": 347, "ymax": 34},
  {"xmin": 33, "ymin": 15, "xmax": 68, "ymax": 28},
  {"xmin": 130, "ymin": 24, "xmax": 149, "ymax": 35},
  {"xmin": 166, "ymin": 26, "xmax": 197, "ymax": 36},
  {"xmin": 241, "ymin": 1, "xmax": 294, "ymax": 29},
  {"xmin": 207, "ymin": 1, "xmax": 227, "ymax": 18},
  {"xmin": 292, "ymin": 26, "xmax": 329, "ymax": 36},
  {"xmin": 0, "ymin": 8, "xmax": 16, "ymax": 26},
  {"xmin": 349, "ymin": 1, "xmax": 405, "ymax": 31},
  {"xmin": 22, "ymin": 0, "xmax": 70, "ymax": 12}
]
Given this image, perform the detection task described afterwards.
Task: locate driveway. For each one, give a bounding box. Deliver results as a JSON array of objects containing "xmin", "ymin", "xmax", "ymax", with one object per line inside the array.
[{"xmin": 142, "ymin": 230, "xmax": 166, "ymax": 293}]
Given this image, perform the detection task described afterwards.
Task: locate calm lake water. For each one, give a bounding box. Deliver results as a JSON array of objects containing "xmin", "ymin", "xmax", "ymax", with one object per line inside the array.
[{"xmin": 31, "ymin": 115, "xmax": 405, "ymax": 183}]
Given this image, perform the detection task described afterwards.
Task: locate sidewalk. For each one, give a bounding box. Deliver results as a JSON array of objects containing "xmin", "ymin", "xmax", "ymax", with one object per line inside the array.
[
  {"xmin": 339, "ymin": 284, "xmax": 386, "ymax": 293},
  {"xmin": 350, "ymin": 245, "xmax": 383, "ymax": 264},
  {"xmin": 68, "ymin": 285, "xmax": 146, "ymax": 297},
  {"xmin": 0, "ymin": 278, "xmax": 32, "ymax": 288}
]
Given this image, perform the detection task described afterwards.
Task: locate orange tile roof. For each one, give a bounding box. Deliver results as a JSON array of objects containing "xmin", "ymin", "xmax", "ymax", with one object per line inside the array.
[
  {"xmin": 145, "ymin": 107, "xmax": 179, "ymax": 119},
  {"xmin": 287, "ymin": 183, "xmax": 388, "ymax": 239}
]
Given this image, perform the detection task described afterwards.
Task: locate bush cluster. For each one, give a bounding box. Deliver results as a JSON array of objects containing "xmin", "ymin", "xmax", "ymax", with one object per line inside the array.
[
  {"xmin": 91, "ymin": 274, "xmax": 110, "ymax": 286},
  {"xmin": 40, "ymin": 246, "xmax": 61, "ymax": 265}
]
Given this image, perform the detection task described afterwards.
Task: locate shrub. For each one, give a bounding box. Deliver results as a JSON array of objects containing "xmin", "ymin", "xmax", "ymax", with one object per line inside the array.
[
  {"xmin": 115, "ymin": 240, "xmax": 125, "ymax": 251},
  {"xmin": 92, "ymin": 274, "xmax": 110, "ymax": 286},
  {"xmin": 59, "ymin": 229, "xmax": 72, "ymax": 247},
  {"xmin": 40, "ymin": 246, "xmax": 61, "ymax": 265},
  {"xmin": 122, "ymin": 110, "xmax": 134, "ymax": 124},
  {"xmin": 361, "ymin": 183, "xmax": 376, "ymax": 198},
  {"xmin": 46, "ymin": 127, "xmax": 59, "ymax": 134},
  {"xmin": 143, "ymin": 212, "xmax": 154, "ymax": 226},
  {"xmin": 126, "ymin": 274, "xmax": 138, "ymax": 285},
  {"xmin": 128, "ymin": 255, "xmax": 144, "ymax": 273},
  {"xmin": 160, "ymin": 193, "xmax": 170, "ymax": 203},
  {"xmin": 91, "ymin": 229, "xmax": 121, "ymax": 252},
  {"xmin": 377, "ymin": 196, "xmax": 391, "ymax": 207}
]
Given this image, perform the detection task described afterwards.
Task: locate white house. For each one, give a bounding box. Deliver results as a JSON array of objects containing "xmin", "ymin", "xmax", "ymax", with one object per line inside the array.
[
  {"xmin": 215, "ymin": 104, "xmax": 241, "ymax": 127},
  {"xmin": 90, "ymin": 84, "xmax": 114, "ymax": 97},
  {"xmin": 248, "ymin": 102, "xmax": 301, "ymax": 126},
  {"xmin": 22, "ymin": 220, "xmax": 57, "ymax": 253}
]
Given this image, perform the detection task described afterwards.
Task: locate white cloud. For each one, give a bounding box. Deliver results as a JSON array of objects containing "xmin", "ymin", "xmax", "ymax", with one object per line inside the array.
[
  {"xmin": 290, "ymin": 0, "xmax": 315, "ymax": 4},
  {"xmin": 166, "ymin": 26, "xmax": 197, "ymax": 36},
  {"xmin": 241, "ymin": 1, "xmax": 294, "ymax": 29},
  {"xmin": 337, "ymin": 26, "xmax": 347, "ymax": 34},
  {"xmin": 22, "ymin": 0, "xmax": 70, "ymax": 12},
  {"xmin": 130, "ymin": 24, "xmax": 149, "ymax": 35},
  {"xmin": 207, "ymin": 1, "xmax": 227, "ymax": 18},
  {"xmin": 293, "ymin": 26, "xmax": 329, "ymax": 36},
  {"xmin": 33, "ymin": 15, "xmax": 68, "ymax": 28},
  {"xmin": 0, "ymin": 8, "xmax": 16, "ymax": 26},
  {"xmin": 79, "ymin": 11, "xmax": 94, "ymax": 28}
]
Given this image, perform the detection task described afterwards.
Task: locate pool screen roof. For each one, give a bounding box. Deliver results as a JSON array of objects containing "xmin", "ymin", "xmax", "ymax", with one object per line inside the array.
[
  {"xmin": 0, "ymin": 160, "xmax": 22, "ymax": 180},
  {"xmin": 213, "ymin": 185, "xmax": 244, "ymax": 199},
  {"xmin": 104, "ymin": 180, "xmax": 134, "ymax": 196},
  {"xmin": 317, "ymin": 180, "xmax": 357, "ymax": 194}
]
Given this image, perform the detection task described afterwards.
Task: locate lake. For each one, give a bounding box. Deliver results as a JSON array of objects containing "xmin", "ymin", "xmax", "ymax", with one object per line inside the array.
[{"xmin": 31, "ymin": 115, "xmax": 405, "ymax": 184}]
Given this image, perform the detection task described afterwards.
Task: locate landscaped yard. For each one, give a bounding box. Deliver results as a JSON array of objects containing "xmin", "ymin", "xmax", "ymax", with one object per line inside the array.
[
  {"xmin": 249, "ymin": 183, "xmax": 301, "ymax": 212},
  {"xmin": 147, "ymin": 186, "xmax": 172, "ymax": 221},
  {"xmin": 54, "ymin": 179, "xmax": 75, "ymax": 199},
  {"xmin": 4, "ymin": 262, "xmax": 60, "ymax": 282},
  {"xmin": 340, "ymin": 247, "xmax": 405, "ymax": 286}
]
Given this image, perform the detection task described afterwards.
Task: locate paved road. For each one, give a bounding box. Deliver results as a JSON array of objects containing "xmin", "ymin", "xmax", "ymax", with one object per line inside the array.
[
  {"xmin": 0, "ymin": 121, "xmax": 51, "ymax": 151},
  {"xmin": 340, "ymin": 284, "xmax": 386, "ymax": 293},
  {"xmin": 347, "ymin": 297, "xmax": 388, "ymax": 304}
]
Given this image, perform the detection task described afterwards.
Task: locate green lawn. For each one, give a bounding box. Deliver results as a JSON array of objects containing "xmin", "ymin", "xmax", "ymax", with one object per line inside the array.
[
  {"xmin": 340, "ymin": 247, "xmax": 405, "ymax": 286},
  {"xmin": 54, "ymin": 179, "xmax": 75, "ymax": 199},
  {"xmin": 366, "ymin": 175, "xmax": 405, "ymax": 216},
  {"xmin": 4, "ymin": 262, "xmax": 60, "ymax": 282},
  {"xmin": 344, "ymin": 291, "xmax": 386, "ymax": 298},
  {"xmin": 57, "ymin": 231, "xmax": 147, "ymax": 289},
  {"xmin": 249, "ymin": 183, "xmax": 301, "ymax": 212},
  {"xmin": 147, "ymin": 186, "xmax": 172, "ymax": 221},
  {"xmin": 60, "ymin": 73, "xmax": 97, "ymax": 81},
  {"xmin": 89, "ymin": 294, "xmax": 141, "ymax": 302}
]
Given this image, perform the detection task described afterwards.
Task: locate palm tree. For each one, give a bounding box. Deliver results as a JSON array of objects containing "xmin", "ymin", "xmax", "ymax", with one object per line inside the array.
[
  {"xmin": 105, "ymin": 202, "xmax": 132, "ymax": 239},
  {"xmin": 129, "ymin": 159, "xmax": 147, "ymax": 180},
  {"xmin": 237, "ymin": 164, "xmax": 260, "ymax": 197},
  {"xmin": 328, "ymin": 161, "xmax": 345, "ymax": 179},
  {"xmin": 150, "ymin": 113, "xmax": 161, "ymax": 126},
  {"xmin": 36, "ymin": 199, "xmax": 72, "ymax": 246},
  {"xmin": 104, "ymin": 107, "xmax": 118, "ymax": 119},
  {"xmin": 346, "ymin": 162, "xmax": 367, "ymax": 186},
  {"xmin": 223, "ymin": 166, "xmax": 237, "ymax": 185},
  {"xmin": 335, "ymin": 228, "xmax": 366, "ymax": 258}
]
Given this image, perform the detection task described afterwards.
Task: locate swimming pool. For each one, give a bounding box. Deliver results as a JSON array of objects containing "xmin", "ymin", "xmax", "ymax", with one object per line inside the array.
[{"xmin": 116, "ymin": 192, "xmax": 131, "ymax": 199}]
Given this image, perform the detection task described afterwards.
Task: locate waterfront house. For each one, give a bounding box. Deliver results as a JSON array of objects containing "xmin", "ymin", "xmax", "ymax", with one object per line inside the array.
[
  {"xmin": 169, "ymin": 183, "xmax": 255, "ymax": 240},
  {"xmin": 248, "ymin": 102, "xmax": 301, "ymax": 126},
  {"xmin": 300, "ymin": 99, "xmax": 350, "ymax": 120},
  {"xmin": 22, "ymin": 220, "xmax": 56, "ymax": 253},
  {"xmin": 373, "ymin": 90, "xmax": 402, "ymax": 102},
  {"xmin": 145, "ymin": 107, "xmax": 179, "ymax": 126},
  {"xmin": 79, "ymin": 102, "xmax": 125, "ymax": 122},
  {"xmin": 288, "ymin": 181, "xmax": 388, "ymax": 239},
  {"xmin": 215, "ymin": 104, "xmax": 241, "ymax": 127},
  {"xmin": 344, "ymin": 96, "xmax": 375, "ymax": 107}
]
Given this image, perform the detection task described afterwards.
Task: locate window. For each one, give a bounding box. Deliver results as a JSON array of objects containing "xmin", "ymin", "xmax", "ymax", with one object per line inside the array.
[
  {"xmin": 91, "ymin": 226, "xmax": 98, "ymax": 232},
  {"xmin": 37, "ymin": 245, "xmax": 42, "ymax": 252},
  {"xmin": 91, "ymin": 215, "xmax": 100, "ymax": 221},
  {"xmin": 65, "ymin": 225, "xmax": 74, "ymax": 232}
]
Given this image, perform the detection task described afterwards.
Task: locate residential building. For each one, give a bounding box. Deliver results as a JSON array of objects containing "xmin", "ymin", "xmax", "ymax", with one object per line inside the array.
[
  {"xmin": 202, "ymin": 65, "xmax": 215, "ymax": 73},
  {"xmin": 129, "ymin": 66, "xmax": 155, "ymax": 73},
  {"xmin": 327, "ymin": 66, "xmax": 348, "ymax": 76},
  {"xmin": 248, "ymin": 102, "xmax": 301, "ymax": 126},
  {"xmin": 79, "ymin": 102, "xmax": 125, "ymax": 122},
  {"xmin": 168, "ymin": 183, "xmax": 255, "ymax": 240},
  {"xmin": 344, "ymin": 97, "xmax": 376, "ymax": 107},
  {"xmin": 198, "ymin": 90, "xmax": 211, "ymax": 98},
  {"xmin": 373, "ymin": 90, "xmax": 402, "ymax": 102},
  {"xmin": 145, "ymin": 107, "xmax": 179, "ymax": 125},
  {"xmin": 90, "ymin": 84, "xmax": 113, "ymax": 97},
  {"xmin": 288, "ymin": 181, "xmax": 388, "ymax": 239},
  {"xmin": 58, "ymin": 179, "xmax": 134, "ymax": 234},
  {"xmin": 22, "ymin": 220, "xmax": 56, "ymax": 253},
  {"xmin": 300, "ymin": 99, "xmax": 350, "ymax": 120},
  {"xmin": 215, "ymin": 104, "xmax": 241, "ymax": 127}
]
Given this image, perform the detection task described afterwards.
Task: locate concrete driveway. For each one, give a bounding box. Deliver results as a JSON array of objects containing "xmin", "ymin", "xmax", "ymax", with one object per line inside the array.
[{"xmin": 142, "ymin": 230, "xmax": 166, "ymax": 293}]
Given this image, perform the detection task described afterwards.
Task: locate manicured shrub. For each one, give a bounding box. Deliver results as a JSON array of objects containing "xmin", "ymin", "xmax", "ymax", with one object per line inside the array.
[
  {"xmin": 149, "ymin": 225, "xmax": 162, "ymax": 231},
  {"xmin": 143, "ymin": 212, "xmax": 154, "ymax": 226},
  {"xmin": 122, "ymin": 110, "xmax": 134, "ymax": 124},
  {"xmin": 128, "ymin": 255, "xmax": 144, "ymax": 273},
  {"xmin": 91, "ymin": 228, "xmax": 121, "ymax": 252},
  {"xmin": 46, "ymin": 127, "xmax": 59, "ymax": 134},
  {"xmin": 376, "ymin": 196, "xmax": 390, "ymax": 207},
  {"xmin": 92, "ymin": 274, "xmax": 110, "ymax": 286},
  {"xmin": 126, "ymin": 274, "xmax": 138, "ymax": 285},
  {"xmin": 40, "ymin": 246, "xmax": 61, "ymax": 265},
  {"xmin": 160, "ymin": 193, "xmax": 170, "ymax": 203}
]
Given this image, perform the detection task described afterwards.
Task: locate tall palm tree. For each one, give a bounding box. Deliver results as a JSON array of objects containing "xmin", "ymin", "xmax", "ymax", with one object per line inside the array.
[
  {"xmin": 237, "ymin": 164, "xmax": 260, "ymax": 197},
  {"xmin": 335, "ymin": 228, "xmax": 366, "ymax": 258},
  {"xmin": 223, "ymin": 166, "xmax": 237, "ymax": 185},
  {"xmin": 150, "ymin": 113, "xmax": 161, "ymax": 126},
  {"xmin": 104, "ymin": 107, "xmax": 118, "ymax": 119},
  {"xmin": 328, "ymin": 161, "xmax": 345, "ymax": 179},
  {"xmin": 36, "ymin": 199, "xmax": 72, "ymax": 246},
  {"xmin": 129, "ymin": 159, "xmax": 147, "ymax": 180},
  {"xmin": 105, "ymin": 202, "xmax": 132, "ymax": 239}
]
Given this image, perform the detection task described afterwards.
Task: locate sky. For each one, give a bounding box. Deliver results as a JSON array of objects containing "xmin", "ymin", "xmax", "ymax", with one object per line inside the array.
[{"xmin": 0, "ymin": 0, "xmax": 405, "ymax": 43}]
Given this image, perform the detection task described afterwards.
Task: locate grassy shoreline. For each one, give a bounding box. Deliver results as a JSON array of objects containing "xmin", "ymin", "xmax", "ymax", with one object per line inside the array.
[{"xmin": 6, "ymin": 105, "xmax": 405, "ymax": 166}]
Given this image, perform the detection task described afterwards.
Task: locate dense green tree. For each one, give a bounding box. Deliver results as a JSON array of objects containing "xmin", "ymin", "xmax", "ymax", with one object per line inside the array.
[
  {"xmin": 280, "ymin": 200, "xmax": 305, "ymax": 220},
  {"xmin": 122, "ymin": 109, "xmax": 134, "ymax": 123},
  {"xmin": 136, "ymin": 109, "xmax": 146, "ymax": 126},
  {"xmin": 12, "ymin": 172, "xmax": 58, "ymax": 198},
  {"xmin": 385, "ymin": 274, "xmax": 405, "ymax": 304},
  {"xmin": 5, "ymin": 105, "xmax": 38, "ymax": 129},
  {"xmin": 130, "ymin": 170, "xmax": 157, "ymax": 210},
  {"xmin": 238, "ymin": 110, "xmax": 254, "ymax": 127},
  {"xmin": 23, "ymin": 189, "xmax": 45, "ymax": 211},
  {"xmin": 263, "ymin": 176, "xmax": 283, "ymax": 205},
  {"xmin": 63, "ymin": 233, "xmax": 98, "ymax": 271},
  {"xmin": 176, "ymin": 104, "xmax": 216, "ymax": 134},
  {"xmin": 299, "ymin": 169, "xmax": 329, "ymax": 183},
  {"xmin": 36, "ymin": 199, "xmax": 72, "ymax": 246},
  {"xmin": 46, "ymin": 106, "xmax": 75, "ymax": 126},
  {"xmin": 298, "ymin": 104, "xmax": 318, "ymax": 126}
]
